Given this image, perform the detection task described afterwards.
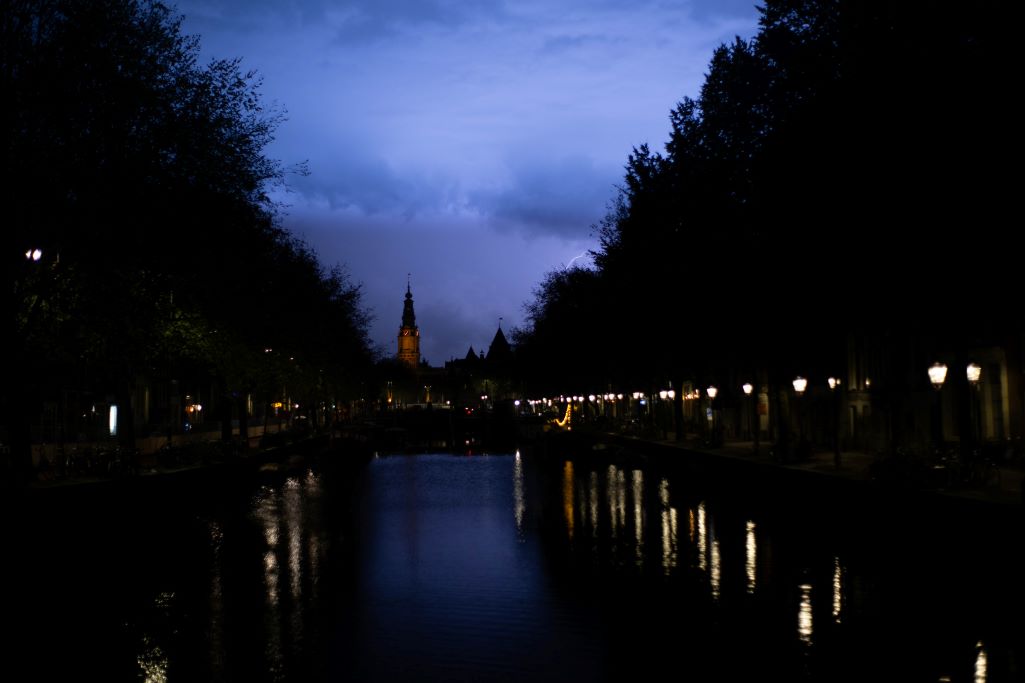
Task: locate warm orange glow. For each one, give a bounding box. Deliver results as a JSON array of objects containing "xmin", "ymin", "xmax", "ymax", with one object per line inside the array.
[{"xmin": 562, "ymin": 461, "xmax": 575, "ymax": 540}]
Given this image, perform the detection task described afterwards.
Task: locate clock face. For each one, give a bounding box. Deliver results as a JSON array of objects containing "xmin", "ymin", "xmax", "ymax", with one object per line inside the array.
[{"xmin": 401, "ymin": 329, "xmax": 410, "ymax": 336}]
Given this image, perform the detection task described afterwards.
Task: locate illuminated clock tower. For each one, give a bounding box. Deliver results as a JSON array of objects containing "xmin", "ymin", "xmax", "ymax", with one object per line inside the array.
[{"xmin": 397, "ymin": 280, "xmax": 420, "ymax": 369}]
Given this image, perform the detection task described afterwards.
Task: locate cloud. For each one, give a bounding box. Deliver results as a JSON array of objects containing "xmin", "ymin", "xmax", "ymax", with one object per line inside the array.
[
  {"xmin": 467, "ymin": 156, "xmax": 617, "ymax": 239},
  {"xmin": 174, "ymin": 0, "xmax": 762, "ymax": 359}
]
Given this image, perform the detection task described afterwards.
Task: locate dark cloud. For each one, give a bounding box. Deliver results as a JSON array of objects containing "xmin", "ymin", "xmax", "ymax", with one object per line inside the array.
[
  {"xmin": 415, "ymin": 299, "xmax": 501, "ymax": 366},
  {"xmin": 289, "ymin": 155, "xmax": 452, "ymax": 217},
  {"xmin": 468, "ymin": 156, "xmax": 617, "ymax": 239},
  {"xmin": 283, "ymin": 207, "xmax": 596, "ymax": 362},
  {"xmin": 688, "ymin": 0, "xmax": 763, "ymax": 22},
  {"xmin": 177, "ymin": 0, "xmax": 509, "ymax": 42}
]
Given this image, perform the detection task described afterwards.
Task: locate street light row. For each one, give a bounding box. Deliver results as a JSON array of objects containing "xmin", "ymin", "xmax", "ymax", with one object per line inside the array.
[{"xmin": 534, "ymin": 376, "xmax": 847, "ymax": 407}]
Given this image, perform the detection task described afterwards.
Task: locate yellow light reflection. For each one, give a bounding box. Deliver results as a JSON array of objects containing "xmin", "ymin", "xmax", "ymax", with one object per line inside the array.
[
  {"xmin": 513, "ymin": 450, "xmax": 525, "ymax": 537},
  {"xmin": 832, "ymin": 557, "xmax": 843, "ymax": 623},
  {"xmin": 562, "ymin": 461, "xmax": 575, "ymax": 540},
  {"xmin": 710, "ymin": 536, "xmax": 721, "ymax": 600},
  {"xmin": 607, "ymin": 465, "xmax": 620, "ymax": 538},
  {"xmin": 975, "ymin": 641, "xmax": 987, "ymax": 683},
  {"xmin": 697, "ymin": 502, "xmax": 708, "ymax": 572},
  {"xmin": 632, "ymin": 470, "xmax": 644, "ymax": 565},
  {"xmin": 798, "ymin": 583, "xmax": 813, "ymax": 645},
  {"xmin": 660, "ymin": 478, "xmax": 677, "ymax": 574},
  {"xmin": 745, "ymin": 521, "xmax": 757, "ymax": 595}
]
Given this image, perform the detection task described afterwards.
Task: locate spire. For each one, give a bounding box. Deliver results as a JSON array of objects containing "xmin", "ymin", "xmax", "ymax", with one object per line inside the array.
[
  {"xmin": 486, "ymin": 325, "xmax": 511, "ymax": 363},
  {"xmin": 402, "ymin": 278, "xmax": 416, "ymax": 328}
]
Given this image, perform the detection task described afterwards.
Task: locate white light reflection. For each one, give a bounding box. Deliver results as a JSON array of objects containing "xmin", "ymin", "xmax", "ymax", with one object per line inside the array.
[
  {"xmin": 660, "ymin": 478, "xmax": 677, "ymax": 574},
  {"xmin": 697, "ymin": 502, "xmax": 708, "ymax": 572},
  {"xmin": 284, "ymin": 477, "xmax": 303, "ymax": 604},
  {"xmin": 832, "ymin": 557, "xmax": 844, "ymax": 623},
  {"xmin": 710, "ymin": 535, "xmax": 721, "ymax": 600},
  {"xmin": 975, "ymin": 641, "xmax": 988, "ymax": 683},
  {"xmin": 589, "ymin": 471, "xmax": 599, "ymax": 539},
  {"xmin": 255, "ymin": 485, "xmax": 284, "ymax": 677},
  {"xmin": 513, "ymin": 450, "xmax": 525, "ymax": 537},
  {"xmin": 632, "ymin": 470, "xmax": 644, "ymax": 565},
  {"xmin": 305, "ymin": 471, "xmax": 323, "ymax": 601},
  {"xmin": 745, "ymin": 521, "xmax": 757, "ymax": 594},
  {"xmin": 798, "ymin": 583, "xmax": 814, "ymax": 645},
  {"xmin": 562, "ymin": 461, "xmax": 574, "ymax": 540}
]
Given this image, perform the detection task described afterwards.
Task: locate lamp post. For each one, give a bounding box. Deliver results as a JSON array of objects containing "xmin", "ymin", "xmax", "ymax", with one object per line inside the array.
[
  {"xmin": 793, "ymin": 377, "xmax": 807, "ymax": 459},
  {"xmin": 928, "ymin": 362, "xmax": 948, "ymax": 453},
  {"xmin": 707, "ymin": 385, "xmax": 718, "ymax": 446},
  {"xmin": 967, "ymin": 362, "xmax": 982, "ymax": 449},
  {"xmin": 742, "ymin": 382, "xmax": 759, "ymax": 457},
  {"xmin": 828, "ymin": 377, "xmax": 841, "ymax": 469}
]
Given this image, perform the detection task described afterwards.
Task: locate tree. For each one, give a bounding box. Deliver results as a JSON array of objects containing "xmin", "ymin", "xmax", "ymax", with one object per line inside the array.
[{"xmin": 3, "ymin": 0, "xmax": 373, "ymax": 479}]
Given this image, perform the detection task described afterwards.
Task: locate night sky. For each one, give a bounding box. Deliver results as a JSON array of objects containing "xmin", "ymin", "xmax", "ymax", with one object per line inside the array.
[{"xmin": 175, "ymin": 0, "xmax": 760, "ymax": 363}]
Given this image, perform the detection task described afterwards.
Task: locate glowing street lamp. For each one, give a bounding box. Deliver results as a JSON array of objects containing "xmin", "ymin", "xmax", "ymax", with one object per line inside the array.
[
  {"xmin": 928, "ymin": 362, "xmax": 947, "ymax": 450},
  {"xmin": 967, "ymin": 363, "xmax": 982, "ymax": 445},
  {"xmin": 792, "ymin": 377, "xmax": 808, "ymax": 457},
  {"xmin": 741, "ymin": 382, "xmax": 756, "ymax": 449},
  {"xmin": 827, "ymin": 377, "xmax": 841, "ymax": 468},
  {"xmin": 706, "ymin": 386, "xmax": 719, "ymax": 446},
  {"xmin": 966, "ymin": 363, "xmax": 981, "ymax": 385},
  {"xmin": 25, "ymin": 248, "xmax": 42, "ymax": 261}
]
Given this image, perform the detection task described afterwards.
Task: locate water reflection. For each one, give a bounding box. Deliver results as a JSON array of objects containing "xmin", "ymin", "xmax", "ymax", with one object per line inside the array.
[
  {"xmin": 975, "ymin": 641, "xmax": 988, "ymax": 683},
  {"xmin": 746, "ymin": 520, "xmax": 757, "ymax": 595},
  {"xmin": 661, "ymin": 478, "xmax": 678, "ymax": 574},
  {"xmin": 798, "ymin": 583, "xmax": 814, "ymax": 645},
  {"xmin": 13, "ymin": 450, "xmax": 1024, "ymax": 681},
  {"xmin": 832, "ymin": 556, "xmax": 843, "ymax": 624},
  {"xmin": 209, "ymin": 520, "xmax": 225, "ymax": 679},
  {"xmin": 632, "ymin": 469, "xmax": 644, "ymax": 565},
  {"xmin": 697, "ymin": 502, "xmax": 708, "ymax": 572},
  {"xmin": 513, "ymin": 450, "xmax": 525, "ymax": 537},
  {"xmin": 588, "ymin": 470, "xmax": 599, "ymax": 539},
  {"xmin": 562, "ymin": 460, "xmax": 574, "ymax": 540},
  {"xmin": 137, "ymin": 632, "xmax": 169, "ymax": 683}
]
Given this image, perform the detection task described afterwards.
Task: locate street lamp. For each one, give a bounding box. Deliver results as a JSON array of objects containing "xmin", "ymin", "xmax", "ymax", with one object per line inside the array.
[
  {"xmin": 742, "ymin": 382, "xmax": 758, "ymax": 455},
  {"xmin": 828, "ymin": 377, "xmax": 841, "ymax": 468},
  {"xmin": 928, "ymin": 362, "xmax": 947, "ymax": 453},
  {"xmin": 707, "ymin": 386, "xmax": 718, "ymax": 446},
  {"xmin": 793, "ymin": 377, "xmax": 807, "ymax": 459},
  {"xmin": 967, "ymin": 363, "xmax": 982, "ymax": 447}
]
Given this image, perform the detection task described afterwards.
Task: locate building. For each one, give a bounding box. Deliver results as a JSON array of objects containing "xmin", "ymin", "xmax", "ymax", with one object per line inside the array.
[{"xmin": 397, "ymin": 280, "xmax": 421, "ymax": 369}]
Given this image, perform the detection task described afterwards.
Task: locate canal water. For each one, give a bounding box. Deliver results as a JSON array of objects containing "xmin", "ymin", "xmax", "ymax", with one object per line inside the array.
[{"xmin": 7, "ymin": 450, "xmax": 1024, "ymax": 681}]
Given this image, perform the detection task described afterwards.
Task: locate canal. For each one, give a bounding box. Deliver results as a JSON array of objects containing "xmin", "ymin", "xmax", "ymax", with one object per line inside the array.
[{"xmin": 8, "ymin": 450, "xmax": 1024, "ymax": 681}]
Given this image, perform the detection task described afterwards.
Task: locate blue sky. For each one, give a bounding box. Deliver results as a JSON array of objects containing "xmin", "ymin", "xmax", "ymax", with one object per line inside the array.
[{"xmin": 176, "ymin": 0, "xmax": 761, "ymax": 362}]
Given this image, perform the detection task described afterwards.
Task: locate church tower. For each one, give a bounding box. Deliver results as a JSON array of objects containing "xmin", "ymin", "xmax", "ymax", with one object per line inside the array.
[{"xmin": 397, "ymin": 279, "xmax": 420, "ymax": 369}]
